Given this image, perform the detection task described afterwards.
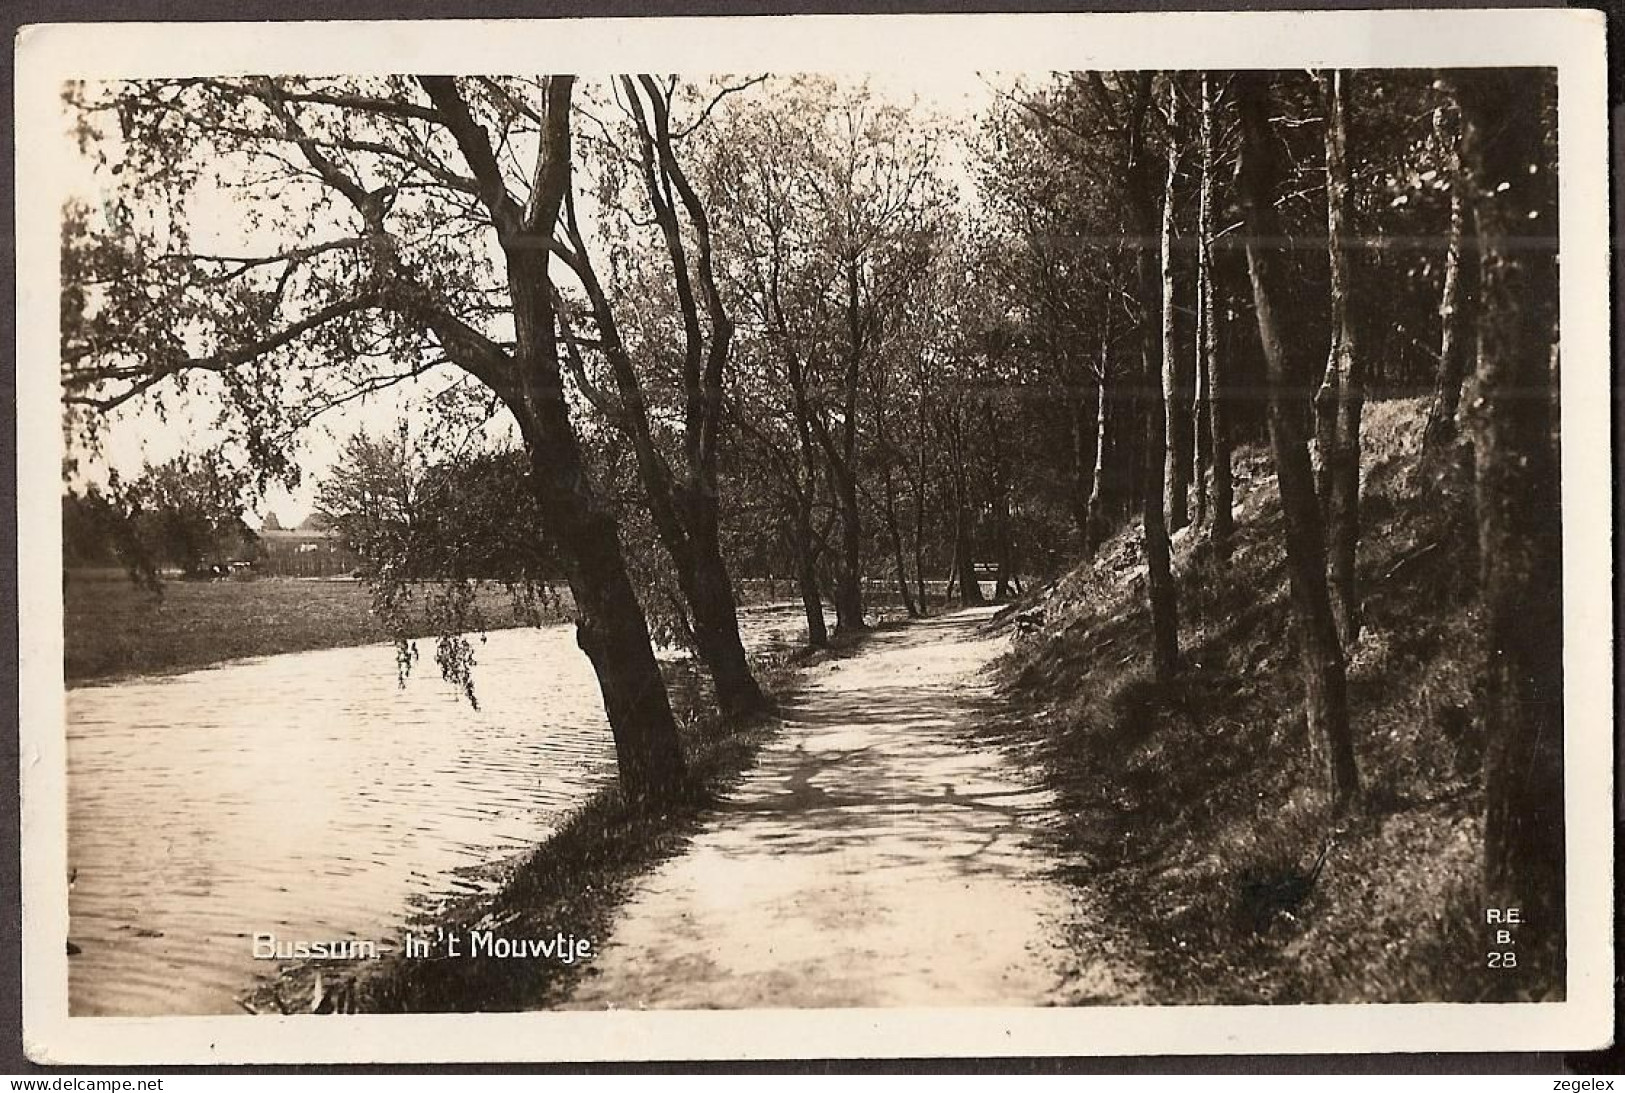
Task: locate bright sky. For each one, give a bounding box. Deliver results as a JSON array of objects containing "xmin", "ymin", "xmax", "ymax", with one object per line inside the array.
[{"xmin": 67, "ymin": 71, "xmax": 1012, "ymax": 527}]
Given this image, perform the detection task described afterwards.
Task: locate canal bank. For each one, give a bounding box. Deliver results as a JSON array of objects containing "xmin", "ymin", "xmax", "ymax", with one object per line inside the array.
[
  {"xmin": 240, "ymin": 623, "xmax": 849, "ymax": 1014},
  {"xmin": 244, "ymin": 607, "xmax": 1118, "ymax": 1014},
  {"xmin": 64, "ymin": 604, "xmax": 812, "ymax": 1015}
]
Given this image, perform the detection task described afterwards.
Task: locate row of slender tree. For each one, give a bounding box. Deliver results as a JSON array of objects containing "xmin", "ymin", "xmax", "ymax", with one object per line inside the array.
[{"xmin": 983, "ymin": 67, "xmax": 1561, "ymax": 973}]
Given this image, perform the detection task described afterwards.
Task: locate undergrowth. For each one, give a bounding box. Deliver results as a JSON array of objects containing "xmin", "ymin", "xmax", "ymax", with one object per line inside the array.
[{"xmin": 985, "ymin": 398, "xmax": 1541, "ymax": 1003}]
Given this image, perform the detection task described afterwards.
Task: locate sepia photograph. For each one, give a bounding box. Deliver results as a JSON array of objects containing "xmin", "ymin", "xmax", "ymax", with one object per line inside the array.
[{"xmin": 14, "ymin": 10, "xmax": 1613, "ymax": 1064}]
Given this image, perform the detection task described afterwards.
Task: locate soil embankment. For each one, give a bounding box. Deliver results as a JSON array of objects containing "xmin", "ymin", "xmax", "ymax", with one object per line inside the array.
[{"xmin": 985, "ymin": 400, "xmax": 1513, "ymax": 1003}]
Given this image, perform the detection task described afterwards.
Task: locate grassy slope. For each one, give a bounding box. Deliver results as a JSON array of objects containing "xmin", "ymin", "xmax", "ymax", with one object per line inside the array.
[
  {"xmin": 63, "ymin": 572, "xmax": 563, "ymax": 684},
  {"xmin": 987, "ymin": 399, "xmax": 1527, "ymax": 1003}
]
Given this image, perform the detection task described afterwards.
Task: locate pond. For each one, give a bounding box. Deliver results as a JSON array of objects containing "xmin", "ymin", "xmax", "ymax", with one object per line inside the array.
[{"xmin": 65, "ymin": 604, "xmax": 811, "ymax": 1016}]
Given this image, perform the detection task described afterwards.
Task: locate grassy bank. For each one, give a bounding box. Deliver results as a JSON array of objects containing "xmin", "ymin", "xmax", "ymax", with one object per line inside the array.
[
  {"xmin": 64, "ymin": 570, "xmax": 566, "ymax": 685},
  {"xmin": 242, "ymin": 626, "xmax": 878, "ymax": 1015},
  {"xmin": 985, "ymin": 399, "xmax": 1527, "ymax": 1003}
]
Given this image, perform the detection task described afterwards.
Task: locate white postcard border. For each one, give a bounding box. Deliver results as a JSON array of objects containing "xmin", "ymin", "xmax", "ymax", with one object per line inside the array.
[{"xmin": 14, "ymin": 9, "xmax": 1613, "ymax": 1064}]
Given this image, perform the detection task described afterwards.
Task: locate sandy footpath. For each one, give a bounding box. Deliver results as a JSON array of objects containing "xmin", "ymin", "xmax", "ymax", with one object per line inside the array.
[{"xmin": 565, "ymin": 607, "xmax": 1132, "ymax": 1009}]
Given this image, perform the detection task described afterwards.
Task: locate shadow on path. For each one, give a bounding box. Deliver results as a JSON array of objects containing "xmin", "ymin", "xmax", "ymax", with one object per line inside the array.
[{"xmin": 564, "ymin": 607, "xmax": 1137, "ymax": 1009}]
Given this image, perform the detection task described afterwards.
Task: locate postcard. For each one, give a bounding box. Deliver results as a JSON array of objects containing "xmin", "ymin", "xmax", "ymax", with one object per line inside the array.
[{"xmin": 14, "ymin": 9, "xmax": 1613, "ymax": 1064}]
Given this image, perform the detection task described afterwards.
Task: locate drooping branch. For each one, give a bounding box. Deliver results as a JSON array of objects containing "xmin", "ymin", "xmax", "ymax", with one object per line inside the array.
[
  {"xmin": 550, "ymin": 281, "xmax": 625, "ymax": 424},
  {"xmin": 165, "ymin": 236, "xmax": 369, "ymax": 283},
  {"xmin": 200, "ymin": 78, "xmax": 445, "ymax": 125},
  {"xmin": 64, "ymin": 290, "xmax": 386, "ymax": 409}
]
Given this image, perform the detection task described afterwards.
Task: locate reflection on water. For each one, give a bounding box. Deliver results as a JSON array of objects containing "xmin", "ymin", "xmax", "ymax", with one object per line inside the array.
[{"xmin": 66, "ymin": 604, "xmax": 808, "ymax": 1016}]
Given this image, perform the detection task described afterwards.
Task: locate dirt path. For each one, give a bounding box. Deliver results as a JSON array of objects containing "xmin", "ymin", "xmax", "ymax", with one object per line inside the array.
[{"xmin": 566, "ymin": 606, "xmax": 1134, "ymax": 1009}]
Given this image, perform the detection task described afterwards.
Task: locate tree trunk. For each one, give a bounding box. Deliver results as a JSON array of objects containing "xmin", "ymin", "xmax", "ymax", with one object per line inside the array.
[
  {"xmin": 682, "ymin": 494, "xmax": 766, "ymax": 717},
  {"xmin": 560, "ymin": 517, "xmax": 689, "ymax": 799},
  {"xmin": 1192, "ymin": 298, "xmax": 1210, "ymax": 530},
  {"xmin": 795, "ymin": 407, "xmax": 829, "ymax": 647},
  {"xmin": 1141, "ymin": 340, "xmax": 1180, "ymax": 678},
  {"xmin": 1313, "ymin": 371, "xmax": 1340, "ymax": 518},
  {"xmin": 1163, "ymin": 90, "xmax": 1192, "ymax": 535},
  {"xmin": 1071, "ymin": 388, "xmax": 1096, "ymax": 552},
  {"xmin": 560, "ymin": 502, "xmax": 688, "ymax": 800},
  {"xmin": 791, "ymin": 512, "xmax": 828, "ymax": 649},
  {"xmin": 552, "ymin": 92, "xmax": 766, "ymax": 719},
  {"xmin": 955, "ymin": 526, "xmax": 984, "ymax": 606},
  {"xmin": 912, "ymin": 491, "xmax": 929, "ymax": 616},
  {"xmin": 889, "ymin": 525, "xmax": 919, "ymax": 617},
  {"xmin": 831, "ymin": 471, "xmax": 866, "ymax": 632},
  {"xmin": 1236, "ymin": 73, "xmax": 1360, "ymax": 813},
  {"xmin": 1085, "ymin": 355, "xmax": 1112, "ymax": 555},
  {"xmin": 1320, "ymin": 70, "xmax": 1366, "ymax": 644},
  {"xmin": 913, "ymin": 381, "xmax": 931, "ymax": 614},
  {"xmin": 1125, "ymin": 391, "xmax": 1146, "ymax": 514},
  {"xmin": 1452, "ymin": 69, "xmax": 1565, "ymax": 994},
  {"xmin": 556, "ymin": 304, "xmax": 766, "ymax": 718},
  {"xmin": 787, "ymin": 349, "xmax": 865, "ymax": 635},
  {"xmin": 1201, "ymin": 73, "xmax": 1234, "ymax": 560},
  {"xmin": 871, "ymin": 370, "xmax": 920, "ymax": 620},
  {"xmin": 987, "ymin": 404, "xmax": 1014, "ymax": 601},
  {"xmin": 1190, "ymin": 77, "xmax": 1212, "ymax": 533},
  {"xmin": 1422, "ymin": 99, "xmax": 1477, "ymax": 457},
  {"xmin": 421, "ymin": 75, "xmax": 687, "ymax": 802},
  {"xmin": 883, "ymin": 468, "xmax": 920, "ymax": 617},
  {"xmin": 1138, "ymin": 75, "xmax": 1180, "ymax": 679},
  {"xmin": 799, "ymin": 571, "xmax": 828, "ymax": 648},
  {"xmin": 953, "ymin": 470, "xmax": 985, "ymax": 606},
  {"xmin": 832, "ymin": 256, "xmax": 868, "ymax": 634}
]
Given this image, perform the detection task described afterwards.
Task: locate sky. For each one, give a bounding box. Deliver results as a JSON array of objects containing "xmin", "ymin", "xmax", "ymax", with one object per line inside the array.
[{"xmin": 65, "ymin": 71, "xmax": 1012, "ymax": 528}]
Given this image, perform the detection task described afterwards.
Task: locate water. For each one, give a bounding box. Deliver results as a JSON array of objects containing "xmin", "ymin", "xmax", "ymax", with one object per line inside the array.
[{"xmin": 65, "ymin": 605, "xmax": 811, "ymax": 1016}]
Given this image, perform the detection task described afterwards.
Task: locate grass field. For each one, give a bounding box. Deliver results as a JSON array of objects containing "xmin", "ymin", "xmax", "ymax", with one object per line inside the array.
[{"xmin": 63, "ymin": 570, "xmax": 566, "ymax": 685}]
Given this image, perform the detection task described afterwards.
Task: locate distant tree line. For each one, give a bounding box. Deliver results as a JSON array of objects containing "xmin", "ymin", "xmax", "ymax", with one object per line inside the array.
[
  {"xmin": 63, "ymin": 451, "xmax": 257, "ymax": 581},
  {"xmin": 315, "ymin": 425, "xmax": 561, "ymax": 586}
]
